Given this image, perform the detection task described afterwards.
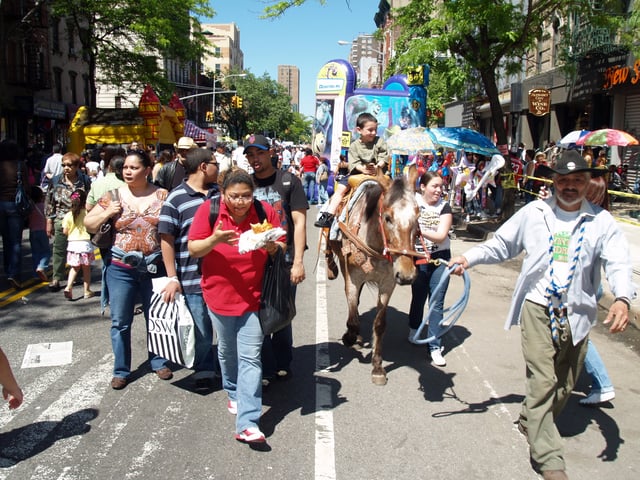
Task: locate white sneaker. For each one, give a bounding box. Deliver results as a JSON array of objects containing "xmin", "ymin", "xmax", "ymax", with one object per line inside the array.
[
  {"xmin": 408, "ymin": 328, "xmax": 419, "ymax": 344},
  {"xmin": 579, "ymin": 390, "xmax": 615, "ymax": 405},
  {"xmin": 227, "ymin": 399, "xmax": 238, "ymax": 415},
  {"xmin": 430, "ymin": 347, "xmax": 446, "ymax": 366}
]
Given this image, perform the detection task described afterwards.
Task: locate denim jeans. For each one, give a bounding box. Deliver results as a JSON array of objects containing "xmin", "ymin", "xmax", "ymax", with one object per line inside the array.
[
  {"xmin": 408, "ymin": 261, "xmax": 450, "ymax": 350},
  {"xmin": 0, "ymin": 200, "xmax": 25, "ymax": 279},
  {"xmin": 209, "ymin": 309, "xmax": 263, "ymax": 433},
  {"xmin": 583, "ymin": 339, "xmax": 613, "ymax": 392},
  {"xmin": 184, "ymin": 293, "xmax": 219, "ymax": 376},
  {"xmin": 29, "ymin": 229, "xmax": 51, "ymax": 273},
  {"xmin": 318, "ymin": 181, "xmax": 329, "ymax": 204},
  {"xmin": 302, "ymin": 172, "xmax": 316, "ymax": 203},
  {"xmin": 106, "ymin": 262, "xmax": 168, "ymax": 378}
]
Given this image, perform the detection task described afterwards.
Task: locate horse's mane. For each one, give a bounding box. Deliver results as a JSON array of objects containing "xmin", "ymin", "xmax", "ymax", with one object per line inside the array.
[{"xmin": 362, "ymin": 182, "xmax": 384, "ymax": 221}]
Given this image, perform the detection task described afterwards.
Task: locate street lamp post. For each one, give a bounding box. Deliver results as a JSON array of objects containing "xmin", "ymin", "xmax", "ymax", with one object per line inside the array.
[{"xmin": 211, "ymin": 72, "xmax": 247, "ymax": 126}]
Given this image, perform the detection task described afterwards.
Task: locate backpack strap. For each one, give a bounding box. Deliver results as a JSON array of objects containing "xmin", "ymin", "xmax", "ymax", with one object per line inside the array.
[{"xmin": 208, "ymin": 195, "xmax": 266, "ymax": 229}]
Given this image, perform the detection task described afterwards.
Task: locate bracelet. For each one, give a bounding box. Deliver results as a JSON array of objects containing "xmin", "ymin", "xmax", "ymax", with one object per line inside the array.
[{"xmin": 615, "ymin": 297, "xmax": 630, "ymax": 308}]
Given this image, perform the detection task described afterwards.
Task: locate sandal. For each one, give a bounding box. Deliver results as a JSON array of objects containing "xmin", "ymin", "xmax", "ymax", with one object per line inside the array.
[
  {"xmin": 63, "ymin": 289, "xmax": 73, "ymax": 301},
  {"xmin": 84, "ymin": 290, "xmax": 95, "ymax": 299},
  {"xmin": 48, "ymin": 280, "xmax": 61, "ymax": 292}
]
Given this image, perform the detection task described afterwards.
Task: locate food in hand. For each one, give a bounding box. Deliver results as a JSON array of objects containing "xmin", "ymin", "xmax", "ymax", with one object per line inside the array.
[{"xmin": 251, "ymin": 219, "xmax": 273, "ymax": 234}]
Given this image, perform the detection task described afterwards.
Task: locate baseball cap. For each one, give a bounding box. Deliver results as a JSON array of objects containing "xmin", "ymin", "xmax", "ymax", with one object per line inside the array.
[{"xmin": 244, "ymin": 134, "xmax": 271, "ymax": 151}]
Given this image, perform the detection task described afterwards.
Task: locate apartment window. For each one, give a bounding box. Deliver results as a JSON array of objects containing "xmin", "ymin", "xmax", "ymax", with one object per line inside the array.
[
  {"xmin": 67, "ymin": 22, "xmax": 76, "ymax": 57},
  {"xmin": 53, "ymin": 68, "xmax": 63, "ymax": 102},
  {"xmin": 69, "ymin": 71, "xmax": 78, "ymax": 104},
  {"xmin": 52, "ymin": 18, "xmax": 60, "ymax": 53}
]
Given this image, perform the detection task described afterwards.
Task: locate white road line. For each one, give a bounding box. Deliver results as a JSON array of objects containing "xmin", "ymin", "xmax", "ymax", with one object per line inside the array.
[{"xmin": 315, "ymin": 254, "xmax": 336, "ymax": 480}]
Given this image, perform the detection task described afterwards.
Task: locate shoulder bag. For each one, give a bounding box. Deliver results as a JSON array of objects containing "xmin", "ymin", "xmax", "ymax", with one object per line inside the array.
[{"xmin": 15, "ymin": 161, "xmax": 32, "ymax": 217}]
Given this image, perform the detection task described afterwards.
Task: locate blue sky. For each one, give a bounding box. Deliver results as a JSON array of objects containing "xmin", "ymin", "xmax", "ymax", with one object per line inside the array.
[{"xmin": 209, "ymin": 0, "xmax": 380, "ymax": 118}]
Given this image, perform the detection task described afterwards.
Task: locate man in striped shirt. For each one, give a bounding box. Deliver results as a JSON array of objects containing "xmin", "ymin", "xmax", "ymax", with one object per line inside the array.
[{"xmin": 158, "ymin": 148, "xmax": 221, "ymax": 389}]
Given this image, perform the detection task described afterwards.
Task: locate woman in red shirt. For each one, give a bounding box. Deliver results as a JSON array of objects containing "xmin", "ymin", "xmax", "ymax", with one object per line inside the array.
[{"xmin": 188, "ymin": 168, "xmax": 284, "ymax": 444}]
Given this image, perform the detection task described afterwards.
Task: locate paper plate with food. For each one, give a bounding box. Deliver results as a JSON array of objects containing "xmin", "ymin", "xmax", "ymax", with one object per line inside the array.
[{"xmin": 238, "ymin": 219, "xmax": 286, "ymax": 254}]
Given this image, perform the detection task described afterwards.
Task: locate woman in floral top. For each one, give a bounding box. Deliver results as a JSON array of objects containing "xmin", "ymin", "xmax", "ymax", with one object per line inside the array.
[{"xmin": 84, "ymin": 150, "xmax": 171, "ymax": 390}]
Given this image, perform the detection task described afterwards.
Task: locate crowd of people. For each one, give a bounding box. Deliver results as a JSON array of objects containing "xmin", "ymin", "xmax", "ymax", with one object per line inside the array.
[{"xmin": 0, "ymin": 126, "xmax": 635, "ymax": 476}]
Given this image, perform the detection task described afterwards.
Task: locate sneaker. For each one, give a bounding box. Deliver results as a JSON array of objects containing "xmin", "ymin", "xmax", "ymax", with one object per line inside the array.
[
  {"xmin": 227, "ymin": 399, "xmax": 237, "ymax": 415},
  {"xmin": 579, "ymin": 390, "xmax": 615, "ymax": 406},
  {"xmin": 36, "ymin": 269, "xmax": 48, "ymax": 282},
  {"xmin": 235, "ymin": 427, "xmax": 266, "ymax": 444},
  {"xmin": 408, "ymin": 328, "xmax": 419, "ymax": 345},
  {"xmin": 430, "ymin": 347, "xmax": 446, "ymax": 366},
  {"xmin": 314, "ymin": 212, "xmax": 334, "ymax": 228}
]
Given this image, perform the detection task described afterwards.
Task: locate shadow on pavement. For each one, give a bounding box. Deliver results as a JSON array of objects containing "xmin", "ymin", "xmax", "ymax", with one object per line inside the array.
[{"xmin": 0, "ymin": 408, "xmax": 98, "ymax": 467}]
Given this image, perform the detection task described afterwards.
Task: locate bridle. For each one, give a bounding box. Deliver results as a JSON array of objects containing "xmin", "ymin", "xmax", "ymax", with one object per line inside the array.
[{"xmin": 338, "ymin": 189, "xmax": 428, "ymax": 263}]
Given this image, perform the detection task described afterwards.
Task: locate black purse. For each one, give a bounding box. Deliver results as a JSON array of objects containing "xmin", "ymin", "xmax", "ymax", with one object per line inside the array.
[
  {"xmin": 91, "ymin": 220, "xmax": 115, "ymax": 249},
  {"xmin": 90, "ymin": 190, "xmax": 119, "ymax": 249},
  {"xmin": 259, "ymin": 248, "xmax": 296, "ymax": 335},
  {"xmin": 15, "ymin": 161, "xmax": 32, "ymax": 217}
]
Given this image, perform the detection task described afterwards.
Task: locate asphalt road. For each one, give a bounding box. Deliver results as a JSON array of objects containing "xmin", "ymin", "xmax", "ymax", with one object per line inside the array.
[{"xmin": 0, "ymin": 215, "xmax": 639, "ymax": 479}]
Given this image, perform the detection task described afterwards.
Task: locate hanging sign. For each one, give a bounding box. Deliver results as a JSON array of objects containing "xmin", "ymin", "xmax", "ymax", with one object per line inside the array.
[{"xmin": 528, "ymin": 88, "xmax": 551, "ymax": 116}]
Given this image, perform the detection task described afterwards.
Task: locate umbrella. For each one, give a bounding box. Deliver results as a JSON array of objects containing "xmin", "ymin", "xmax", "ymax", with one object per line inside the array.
[
  {"xmin": 426, "ymin": 127, "xmax": 500, "ymax": 157},
  {"xmin": 386, "ymin": 127, "xmax": 436, "ymax": 154},
  {"xmin": 576, "ymin": 128, "xmax": 639, "ymax": 147},
  {"xmin": 558, "ymin": 129, "xmax": 591, "ymax": 148}
]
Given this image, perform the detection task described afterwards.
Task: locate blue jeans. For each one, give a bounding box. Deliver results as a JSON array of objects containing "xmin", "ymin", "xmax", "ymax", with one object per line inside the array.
[
  {"xmin": 409, "ymin": 261, "xmax": 450, "ymax": 350},
  {"xmin": 302, "ymin": 172, "xmax": 316, "ymax": 203},
  {"xmin": 184, "ymin": 293, "xmax": 219, "ymax": 376},
  {"xmin": 30, "ymin": 229, "xmax": 51, "ymax": 273},
  {"xmin": 106, "ymin": 262, "xmax": 168, "ymax": 378},
  {"xmin": 209, "ymin": 309, "xmax": 263, "ymax": 433},
  {"xmin": 318, "ymin": 180, "xmax": 329, "ymax": 204},
  {"xmin": 0, "ymin": 200, "xmax": 25, "ymax": 279},
  {"xmin": 583, "ymin": 339, "xmax": 613, "ymax": 393}
]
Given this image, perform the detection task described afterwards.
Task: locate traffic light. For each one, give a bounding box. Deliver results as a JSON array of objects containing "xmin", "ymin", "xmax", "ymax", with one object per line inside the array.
[
  {"xmin": 236, "ymin": 96, "xmax": 243, "ymax": 108},
  {"xmin": 205, "ymin": 111, "xmax": 213, "ymax": 122},
  {"xmin": 231, "ymin": 95, "xmax": 238, "ymax": 108}
]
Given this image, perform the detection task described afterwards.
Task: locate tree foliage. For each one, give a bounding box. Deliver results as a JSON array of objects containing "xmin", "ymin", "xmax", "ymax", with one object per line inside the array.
[
  {"xmin": 219, "ymin": 72, "xmax": 298, "ymax": 140},
  {"xmin": 51, "ymin": 0, "xmax": 214, "ymax": 105}
]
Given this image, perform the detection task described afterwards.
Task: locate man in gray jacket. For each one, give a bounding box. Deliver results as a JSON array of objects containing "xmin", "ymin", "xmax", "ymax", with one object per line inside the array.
[{"xmin": 450, "ymin": 150, "xmax": 633, "ymax": 480}]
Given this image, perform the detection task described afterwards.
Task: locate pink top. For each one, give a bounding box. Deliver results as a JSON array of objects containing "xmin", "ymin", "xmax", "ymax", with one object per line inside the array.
[{"xmin": 97, "ymin": 188, "xmax": 167, "ymax": 255}]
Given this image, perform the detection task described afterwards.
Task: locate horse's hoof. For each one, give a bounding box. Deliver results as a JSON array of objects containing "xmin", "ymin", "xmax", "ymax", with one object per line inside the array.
[
  {"xmin": 342, "ymin": 332, "xmax": 357, "ymax": 347},
  {"xmin": 371, "ymin": 374, "xmax": 387, "ymax": 386}
]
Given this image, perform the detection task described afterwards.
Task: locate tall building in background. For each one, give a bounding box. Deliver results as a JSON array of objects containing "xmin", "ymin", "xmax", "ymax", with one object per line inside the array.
[
  {"xmin": 344, "ymin": 34, "xmax": 384, "ymax": 88},
  {"xmin": 201, "ymin": 23, "xmax": 244, "ymax": 74},
  {"xmin": 277, "ymin": 65, "xmax": 300, "ymax": 112}
]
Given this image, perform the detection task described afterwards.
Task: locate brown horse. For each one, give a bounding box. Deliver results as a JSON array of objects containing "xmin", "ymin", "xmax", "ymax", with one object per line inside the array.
[{"xmin": 329, "ymin": 169, "xmax": 420, "ymax": 385}]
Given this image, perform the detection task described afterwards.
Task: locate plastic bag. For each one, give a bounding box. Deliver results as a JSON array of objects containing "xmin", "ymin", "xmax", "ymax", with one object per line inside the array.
[
  {"xmin": 147, "ymin": 286, "xmax": 196, "ymax": 368},
  {"xmin": 259, "ymin": 248, "xmax": 296, "ymax": 335}
]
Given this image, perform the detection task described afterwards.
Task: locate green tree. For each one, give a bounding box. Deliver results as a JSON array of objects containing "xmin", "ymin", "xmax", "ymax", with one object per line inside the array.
[
  {"xmin": 389, "ymin": 0, "xmax": 625, "ymax": 219},
  {"xmin": 220, "ymin": 72, "xmax": 296, "ymax": 140},
  {"xmin": 51, "ymin": 0, "xmax": 214, "ymax": 105},
  {"xmin": 285, "ymin": 113, "xmax": 313, "ymax": 144}
]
